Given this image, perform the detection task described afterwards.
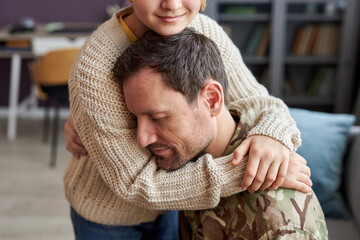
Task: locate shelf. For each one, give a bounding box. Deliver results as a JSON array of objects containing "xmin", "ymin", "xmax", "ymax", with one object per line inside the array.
[
  {"xmin": 219, "ymin": 0, "xmax": 271, "ymax": 3},
  {"xmin": 210, "ymin": 0, "xmax": 358, "ymax": 113},
  {"xmin": 283, "ymin": 96, "xmax": 334, "ymax": 106},
  {"xmin": 0, "ymin": 51, "xmax": 33, "ymax": 59},
  {"xmin": 218, "ymin": 14, "xmax": 270, "ymax": 22},
  {"xmin": 285, "ymin": 56, "xmax": 338, "ymax": 65},
  {"xmin": 243, "ymin": 56, "xmax": 269, "ymax": 64},
  {"xmin": 286, "ymin": 0, "xmax": 340, "ymax": 3},
  {"xmin": 287, "ymin": 14, "xmax": 342, "ymax": 22}
]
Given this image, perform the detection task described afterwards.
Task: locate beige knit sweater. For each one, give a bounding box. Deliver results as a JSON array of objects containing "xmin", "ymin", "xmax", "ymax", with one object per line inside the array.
[{"xmin": 64, "ymin": 8, "xmax": 301, "ymax": 226}]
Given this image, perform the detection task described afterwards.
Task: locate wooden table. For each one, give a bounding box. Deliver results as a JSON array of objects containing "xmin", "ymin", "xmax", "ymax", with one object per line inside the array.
[{"xmin": 0, "ymin": 22, "xmax": 99, "ymax": 140}]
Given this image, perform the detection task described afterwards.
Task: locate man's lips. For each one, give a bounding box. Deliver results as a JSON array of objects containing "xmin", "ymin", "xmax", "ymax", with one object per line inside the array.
[
  {"xmin": 151, "ymin": 147, "xmax": 169, "ymax": 155},
  {"xmin": 158, "ymin": 14, "xmax": 185, "ymax": 23}
]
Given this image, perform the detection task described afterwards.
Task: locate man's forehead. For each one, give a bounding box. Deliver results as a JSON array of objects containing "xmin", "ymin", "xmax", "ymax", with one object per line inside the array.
[
  {"xmin": 124, "ymin": 86, "xmax": 175, "ymax": 116},
  {"xmin": 123, "ymin": 67, "xmax": 195, "ymax": 115}
]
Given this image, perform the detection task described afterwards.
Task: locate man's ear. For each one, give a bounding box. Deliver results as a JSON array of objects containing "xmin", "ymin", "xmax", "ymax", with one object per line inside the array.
[{"xmin": 200, "ymin": 80, "xmax": 224, "ymax": 117}]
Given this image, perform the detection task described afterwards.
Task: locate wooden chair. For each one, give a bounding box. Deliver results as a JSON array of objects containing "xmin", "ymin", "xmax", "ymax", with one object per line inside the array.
[{"xmin": 29, "ymin": 48, "xmax": 79, "ymax": 167}]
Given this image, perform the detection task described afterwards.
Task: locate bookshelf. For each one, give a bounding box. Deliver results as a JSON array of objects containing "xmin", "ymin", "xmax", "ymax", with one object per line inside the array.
[{"xmin": 204, "ymin": 0, "xmax": 360, "ymax": 113}]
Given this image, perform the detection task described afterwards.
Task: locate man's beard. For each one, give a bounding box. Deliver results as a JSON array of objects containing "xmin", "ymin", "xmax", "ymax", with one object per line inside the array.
[{"xmin": 150, "ymin": 142, "xmax": 210, "ymax": 171}]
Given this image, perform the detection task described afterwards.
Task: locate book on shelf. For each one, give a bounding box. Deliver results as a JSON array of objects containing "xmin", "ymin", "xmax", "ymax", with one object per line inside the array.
[
  {"xmin": 292, "ymin": 27, "xmax": 304, "ymax": 55},
  {"xmin": 312, "ymin": 25, "xmax": 326, "ymax": 56},
  {"xmin": 305, "ymin": 3, "xmax": 320, "ymax": 14},
  {"xmin": 317, "ymin": 68, "xmax": 335, "ymax": 97},
  {"xmin": 285, "ymin": 66, "xmax": 318, "ymax": 97},
  {"xmin": 292, "ymin": 24, "xmax": 316, "ymax": 55},
  {"xmin": 324, "ymin": 25, "xmax": 339, "ymax": 56},
  {"xmin": 312, "ymin": 24, "xmax": 340, "ymax": 56},
  {"xmin": 284, "ymin": 77, "xmax": 298, "ymax": 96},
  {"xmin": 292, "ymin": 24, "xmax": 340, "ymax": 57},
  {"xmin": 223, "ymin": 6, "xmax": 256, "ymax": 15},
  {"xmin": 244, "ymin": 23, "xmax": 270, "ymax": 57},
  {"xmin": 256, "ymin": 24, "xmax": 271, "ymax": 57},
  {"xmin": 306, "ymin": 67, "xmax": 335, "ymax": 97},
  {"xmin": 306, "ymin": 25, "xmax": 320, "ymax": 55},
  {"xmin": 307, "ymin": 67, "xmax": 325, "ymax": 96},
  {"xmin": 301, "ymin": 25, "xmax": 314, "ymax": 55},
  {"xmin": 220, "ymin": 23, "xmax": 232, "ymax": 39}
]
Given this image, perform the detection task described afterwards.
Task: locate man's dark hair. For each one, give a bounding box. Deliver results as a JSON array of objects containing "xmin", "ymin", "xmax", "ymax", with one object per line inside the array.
[{"xmin": 113, "ymin": 28, "xmax": 229, "ymax": 104}]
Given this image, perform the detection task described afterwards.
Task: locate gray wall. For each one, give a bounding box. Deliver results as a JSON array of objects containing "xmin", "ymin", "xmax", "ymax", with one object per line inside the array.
[
  {"xmin": 0, "ymin": 0, "xmax": 127, "ymax": 27},
  {"xmin": 0, "ymin": 0, "xmax": 127, "ymax": 106}
]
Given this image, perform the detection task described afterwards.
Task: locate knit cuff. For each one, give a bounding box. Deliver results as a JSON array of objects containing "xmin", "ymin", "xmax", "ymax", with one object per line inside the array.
[
  {"xmin": 247, "ymin": 109, "xmax": 301, "ymax": 151},
  {"xmin": 213, "ymin": 154, "xmax": 248, "ymax": 197}
]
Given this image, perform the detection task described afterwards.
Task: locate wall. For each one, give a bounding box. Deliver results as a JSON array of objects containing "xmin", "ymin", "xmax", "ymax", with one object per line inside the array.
[
  {"xmin": 0, "ymin": 0, "xmax": 128, "ymax": 106},
  {"xmin": 0, "ymin": 0, "xmax": 129, "ymax": 27}
]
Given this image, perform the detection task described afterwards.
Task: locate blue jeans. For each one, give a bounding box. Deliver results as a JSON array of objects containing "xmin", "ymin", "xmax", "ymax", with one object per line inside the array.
[{"xmin": 70, "ymin": 207, "xmax": 179, "ymax": 240}]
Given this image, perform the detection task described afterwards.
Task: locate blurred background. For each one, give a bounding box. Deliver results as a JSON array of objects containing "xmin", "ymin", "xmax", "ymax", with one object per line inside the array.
[{"xmin": 0, "ymin": 0, "xmax": 359, "ymax": 239}]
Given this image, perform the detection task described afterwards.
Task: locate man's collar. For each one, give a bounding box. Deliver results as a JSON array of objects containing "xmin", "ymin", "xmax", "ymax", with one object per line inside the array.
[{"xmin": 222, "ymin": 110, "xmax": 250, "ymax": 156}]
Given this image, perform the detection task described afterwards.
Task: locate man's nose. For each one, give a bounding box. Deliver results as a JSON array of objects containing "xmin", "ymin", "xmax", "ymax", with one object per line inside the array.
[
  {"xmin": 136, "ymin": 119, "xmax": 157, "ymax": 148},
  {"xmin": 161, "ymin": 0, "xmax": 182, "ymax": 11}
]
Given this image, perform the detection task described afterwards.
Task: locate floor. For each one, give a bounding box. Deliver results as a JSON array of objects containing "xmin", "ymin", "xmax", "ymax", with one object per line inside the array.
[{"xmin": 0, "ymin": 116, "xmax": 74, "ymax": 240}]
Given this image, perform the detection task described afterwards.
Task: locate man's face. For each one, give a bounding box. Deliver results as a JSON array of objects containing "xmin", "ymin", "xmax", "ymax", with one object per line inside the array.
[{"xmin": 123, "ymin": 68, "xmax": 215, "ymax": 171}]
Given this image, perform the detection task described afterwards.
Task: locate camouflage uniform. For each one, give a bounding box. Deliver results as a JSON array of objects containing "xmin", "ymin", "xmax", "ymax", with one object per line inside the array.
[{"xmin": 180, "ymin": 112, "xmax": 328, "ymax": 240}]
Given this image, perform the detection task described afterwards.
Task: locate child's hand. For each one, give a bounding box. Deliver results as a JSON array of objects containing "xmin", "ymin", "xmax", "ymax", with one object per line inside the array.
[
  {"xmin": 279, "ymin": 152, "xmax": 312, "ymax": 193},
  {"xmin": 64, "ymin": 114, "xmax": 87, "ymax": 158},
  {"xmin": 232, "ymin": 135, "xmax": 290, "ymax": 193}
]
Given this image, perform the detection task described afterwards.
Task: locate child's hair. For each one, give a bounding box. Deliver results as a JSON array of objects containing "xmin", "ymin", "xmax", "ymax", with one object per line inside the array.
[{"xmin": 200, "ymin": 0, "xmax": 207, "ymax": 12}]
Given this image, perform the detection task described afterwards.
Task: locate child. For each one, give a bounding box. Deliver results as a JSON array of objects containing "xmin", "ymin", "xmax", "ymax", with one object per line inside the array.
[{"xmin": 64, "ymin": 1, "xmax": 308, "ymax": 239}]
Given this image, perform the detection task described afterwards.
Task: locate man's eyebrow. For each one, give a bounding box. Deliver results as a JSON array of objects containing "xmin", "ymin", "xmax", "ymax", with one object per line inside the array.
[{"xmin": 138, "ymin": 109, "xmax": 168, "ymax": 116}]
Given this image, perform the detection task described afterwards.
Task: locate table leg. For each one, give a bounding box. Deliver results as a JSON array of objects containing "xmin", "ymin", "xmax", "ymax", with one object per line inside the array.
[{"xmin": 7, "ymin": 53, "xmax": 21, "ymax": 140}]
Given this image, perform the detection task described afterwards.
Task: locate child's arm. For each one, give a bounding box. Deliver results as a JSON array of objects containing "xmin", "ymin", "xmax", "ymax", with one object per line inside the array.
[
  {"xmin": 191, "ymin": 14, "xmax": 301, "ymax": 192},
  {"xmin": 66, "ymin": 14, "xmax": 304, "ymax": 212},
  {"xmin": 68, "ymin": 25, "xmax": 248, "ymax": 211}
]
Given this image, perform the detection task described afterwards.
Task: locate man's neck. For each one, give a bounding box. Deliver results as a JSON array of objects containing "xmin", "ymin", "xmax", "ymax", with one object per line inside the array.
[{"xmin": 205, "ymin": 110, "xmax": 237, "ymax": 158}]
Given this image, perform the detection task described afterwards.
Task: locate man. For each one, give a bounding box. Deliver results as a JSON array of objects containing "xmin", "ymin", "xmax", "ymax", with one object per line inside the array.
[{"xmin": 113, "ymin": 28, "xmax": 328, "ymax": 239}]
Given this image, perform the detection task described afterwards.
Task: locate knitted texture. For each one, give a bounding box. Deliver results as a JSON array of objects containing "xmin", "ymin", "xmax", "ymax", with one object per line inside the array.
[{"xmin": 64, "ymin": 8, "xmax": 301, "ymax": 226}]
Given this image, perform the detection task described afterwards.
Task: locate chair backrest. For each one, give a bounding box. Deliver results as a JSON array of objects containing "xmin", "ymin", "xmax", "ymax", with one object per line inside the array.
[{"xmin": 31, "ymin": 48, "xmax": 80, "ymax": 86}]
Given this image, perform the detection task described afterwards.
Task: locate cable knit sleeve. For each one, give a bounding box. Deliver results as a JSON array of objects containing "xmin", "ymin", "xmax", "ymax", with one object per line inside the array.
[{"xmin": 189, "ymin": 14, "xmax": 301, "ymax": 151}]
